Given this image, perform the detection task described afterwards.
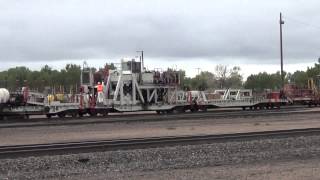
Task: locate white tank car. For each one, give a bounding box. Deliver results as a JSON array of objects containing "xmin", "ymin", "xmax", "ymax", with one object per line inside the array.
[{"xmin": 0, "ymin": 88, "xmax": 10, "ymax": 103}]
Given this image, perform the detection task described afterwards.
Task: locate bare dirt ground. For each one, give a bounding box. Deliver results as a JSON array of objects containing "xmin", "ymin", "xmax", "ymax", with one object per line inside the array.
[{"xmin": 1, "ymin": 111, "xmax": 320, "ymax": 146}]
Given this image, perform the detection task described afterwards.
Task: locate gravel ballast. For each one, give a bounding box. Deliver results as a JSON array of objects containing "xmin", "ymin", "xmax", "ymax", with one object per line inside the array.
[{"xmin": 1, "ymin": 135, "xmax": 320, "ymax": 179}]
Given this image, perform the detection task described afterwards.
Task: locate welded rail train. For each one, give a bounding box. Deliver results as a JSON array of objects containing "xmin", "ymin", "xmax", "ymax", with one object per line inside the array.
[{"xmin": 0, "ymin": 58, "xmax": 319, "ymax": 120}]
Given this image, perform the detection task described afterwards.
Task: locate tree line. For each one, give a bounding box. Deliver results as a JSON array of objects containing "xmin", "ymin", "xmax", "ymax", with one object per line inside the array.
[
  {"xmin": 181, "ymin": 63, "xmax": 320, "ymax": 91},
  {"xmin": 0, "ymin": 62, "xmax": 319, "ymax": 93},
  {"xmin": 0, "ymin": 64, "xmax": 82, "ymax": 93},
  {"xmin": 181, "ymin": 65, "xmax": 243, "ymax": 90},
  {"xmin": 244, "ymin": 63, "xmax": 320, "ymax": 91},
  {"xmin": 0, "ymin": 63, "xmax": 115, "ymax": 93}
]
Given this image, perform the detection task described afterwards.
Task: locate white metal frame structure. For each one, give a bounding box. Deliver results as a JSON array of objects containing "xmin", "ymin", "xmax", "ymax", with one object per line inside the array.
[
  {"xmin": 102, "ymin": 59, "xmax": 185, "ymax": 112},
  {"xmin": 0, "ymin": 58, "xmax": 290, "ymax": 119}
]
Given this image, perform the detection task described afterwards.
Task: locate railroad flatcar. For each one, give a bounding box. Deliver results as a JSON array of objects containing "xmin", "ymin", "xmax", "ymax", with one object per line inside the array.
[{"xmin": 0, "ymin": 58, "xmax": 312, "ymax": 120}]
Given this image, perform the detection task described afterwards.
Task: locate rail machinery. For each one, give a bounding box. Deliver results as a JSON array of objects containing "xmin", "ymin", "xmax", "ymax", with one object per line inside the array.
[
  {"xmin": 0, "ymin": 86, "xmax": 82, "ymax": 119},
  {"xmin": 78, "ymin": 58, "xmax": 287, "ymax": 115},
  {"xmin": 307, "ymin": 75, "xmax": 320, "ymax": 106},
  {"xmin": 88, "ymin": 58, "xmax": 187, "ymax": 114},
  {"xmin": 0, "ymin": 57, "xmax": 289, "ymax": 120},
  {"xmin": 191, "ymin": 89, "xmax": 286, "ymax": 111},
  {"xmin": 0, "ymin": 87, "xmax": 47, "ymax": 119},
  {"xmin": 282, "ymin": 75, "xmax": 320, "ymax": 106}
]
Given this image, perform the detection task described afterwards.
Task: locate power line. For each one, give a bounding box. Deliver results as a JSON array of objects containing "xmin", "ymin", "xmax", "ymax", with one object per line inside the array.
[
  {"xmin": 284, "ymin": 15, "xmax": 320, "ymax": 30},
  {"xmin": 280, "ymin": 14, "xmax": 320, "ymax": 58}
]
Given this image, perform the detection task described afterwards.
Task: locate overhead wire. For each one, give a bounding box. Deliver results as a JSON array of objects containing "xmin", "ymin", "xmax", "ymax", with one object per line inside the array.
[
  {"xmin": 283, "ymin": 15, "xmax": 320, "ymax": 31},
  {"xmin": 280, "ymin": 14, "xmax": 320, "ymax": 61}
]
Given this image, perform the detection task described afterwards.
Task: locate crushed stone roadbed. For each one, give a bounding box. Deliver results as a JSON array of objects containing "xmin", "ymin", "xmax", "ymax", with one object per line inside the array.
[{"xmin": 1, "ymin": 134, "xmax": 320, "ymax": 179}]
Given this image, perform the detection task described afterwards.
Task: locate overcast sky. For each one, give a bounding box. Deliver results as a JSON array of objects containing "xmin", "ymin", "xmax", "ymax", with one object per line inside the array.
[{"xmin": 0, "ymin": 0, "xmax": 319, "ymax": 78}]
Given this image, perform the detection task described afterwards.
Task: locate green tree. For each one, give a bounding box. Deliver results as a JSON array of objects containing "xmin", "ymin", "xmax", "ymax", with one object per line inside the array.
[
  {"xmin": 225, "ymin": 66, "xmax": 243, "ymax": 88},
  {"xmin": 306, "ymin": 63, "xmax": 320, "ymax": 78},
  {"xmin": 244, "ymin": 71, "xmax": 287, "ymax": 92},
  {"xmin": 289, "ymin": 71, "xmax": 308, "ymax": 87}
]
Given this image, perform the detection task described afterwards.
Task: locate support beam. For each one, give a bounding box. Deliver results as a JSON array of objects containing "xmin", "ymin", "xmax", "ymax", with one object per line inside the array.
[
  {"xmin": 132, "ymin": 80, "xmax": 136, "ymax": 104},
  {"xmin": 134, "ymin": 80, "xmax": 145, "ymax": 104},
  {"xmin": 113, "ymin": 75, "xmax": 122, "ymax": 102},
  {"xmin": 148, "ymin": 89, "xmax": 156, "ymax": 102}
]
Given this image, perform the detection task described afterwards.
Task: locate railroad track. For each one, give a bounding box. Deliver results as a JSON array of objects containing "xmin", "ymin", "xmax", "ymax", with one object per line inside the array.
[
  {"xmin": 0, "ymin": 106, "xmax": 319, "ymax": 129},
  {"xmin": 1, "ymin": 127, "xmax": 320, "ymax": 159},
  {"xmin": 0, "ymin": 105, "xmax": 310, "ymax": 123}
]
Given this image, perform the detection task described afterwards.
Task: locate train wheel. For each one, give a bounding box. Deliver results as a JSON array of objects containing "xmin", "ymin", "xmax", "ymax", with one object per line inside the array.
[
  {"xmin": 172, "ymin": 109, "xmax": 179, "ymax": 114},
  {"xmin": 242, "ymin": 107, "xmax": 246, "ymax": 111},
  {"xmin": 166, "ymin": 109, "xmax": 173, "ymax": 114},
  {"xmin": 156, "ymin": 110, "xmax": 161, "ymax": 115},
  {"xmin": 191, "ymin": 109, "xmax": 198, "ymax": 112},
  {"xmin": 58, "ymin": 113, "xmax": 66, "ymax": 118},
  {"xmin": 46, "ymin": 114, "xmax": 52, "ymax": 119},
  {"xmin": 101, "ymin": 110, "xmax": 108, "ymax": 117},
  {"xmin": 161, "ymin": 110, "xmax": 168, "ymax": 114},
  {"xmin": 71, "ymin": 112, "xmax": 78, "ymax": 118},
  {"xmin": 173, "ymin": 107, "xmax": 185, "ymax": 114},
  {"xmin": 89, "ymin": 110, "xmax": 97, "ymax": 117}
]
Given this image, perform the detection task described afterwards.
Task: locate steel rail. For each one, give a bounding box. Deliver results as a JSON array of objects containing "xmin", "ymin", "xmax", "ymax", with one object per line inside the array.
[
  {"xmin": 0, "ymin": 107, "xmax": 319, "ymax": 129},
  {"xmin": 0, "ymin": 105, "xmax": 310, "ymax": 123},
  {"xmin": 1, "ymin": 127, "xmax": 320, "ymax": 159}
]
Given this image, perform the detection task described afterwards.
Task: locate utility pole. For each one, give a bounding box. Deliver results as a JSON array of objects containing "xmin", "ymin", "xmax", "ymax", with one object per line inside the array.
[
  {"xmin": 195, "ymin": 68, "xmax": 201, "ymax": 90},
  {"xmin": 318, "ymin": 57, "xmax": 320, "ymax": 75},
  {"xmin": 279, "ymin": 12, "xmax": 285, "ymax": 89},
  {"xmin": 195, "ymin": 68, "xmax": 201, "ymax": 77},
  {"xmin": 136, "ymin": 50, "xmax": 144, "ymax": 72}
]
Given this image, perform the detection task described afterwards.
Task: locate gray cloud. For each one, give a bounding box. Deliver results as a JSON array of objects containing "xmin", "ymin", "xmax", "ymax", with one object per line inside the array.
[{"xmin": 0, "ymin": 0, "xmax": 319, "ymax": 64}]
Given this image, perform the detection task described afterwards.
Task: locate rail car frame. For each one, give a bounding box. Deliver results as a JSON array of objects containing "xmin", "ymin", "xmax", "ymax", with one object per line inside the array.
[{"xmin": 0, "ymin": 58, "xmax": 293, "ymax": 119}]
